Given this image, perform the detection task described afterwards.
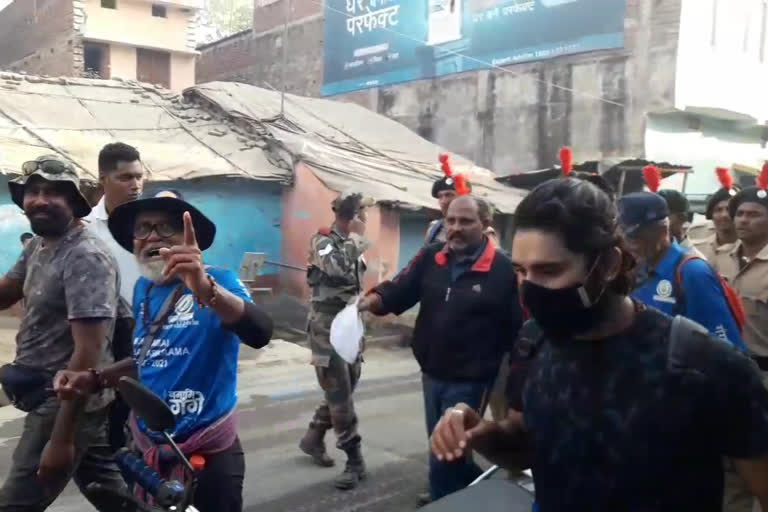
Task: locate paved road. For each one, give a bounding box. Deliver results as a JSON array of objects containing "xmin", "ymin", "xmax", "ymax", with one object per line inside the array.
[{"xmin": 0, "ymin": 341, "xmax": 438, "ymax": 512}]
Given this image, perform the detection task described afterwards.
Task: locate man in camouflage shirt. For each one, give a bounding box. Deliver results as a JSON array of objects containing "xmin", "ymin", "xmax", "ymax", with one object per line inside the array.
[
  {"xmin": 0, "ymin": 156, "xmax": 126, "ymax": 511},
  {"xmin": 299, "ymin": 192, "xmax": 373, "ymax": 490}
]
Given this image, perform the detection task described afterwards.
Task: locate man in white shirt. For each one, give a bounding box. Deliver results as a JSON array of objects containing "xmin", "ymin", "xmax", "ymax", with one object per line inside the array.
[{"xmin": 84, "ymin": 143, "xmax": 144, "ymax": 304}]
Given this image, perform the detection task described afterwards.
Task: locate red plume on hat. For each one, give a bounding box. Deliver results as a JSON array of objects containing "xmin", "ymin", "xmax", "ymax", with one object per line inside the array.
[
  {"xmin": 643, "ymin": 165, "xmax": 662, "ymax": 193},
  {"xmin": 559, "ymin": 147, "xmax": 573, "ymax": 177},
  {"xmin": 439, "ymin": 153, "xmax": 453, "ymax": 178},
  {"xmin": 454, "ymin": 174, "xmax": 471, "ymax": 196},
  {"xmin": 757, "ymin": 162, "xmax": 768, "ymax": 191},
  {"xmin": 715, "ymin": 167, "xmax": 735, "ymax": 195}
]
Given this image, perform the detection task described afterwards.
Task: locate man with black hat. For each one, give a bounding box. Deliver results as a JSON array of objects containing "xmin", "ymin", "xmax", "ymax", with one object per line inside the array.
[
  {"xmin": 52, "ymin": 190, "xmax": 273, "ymax": 512},
  {"xmin": 299, "ymin": 191, "xmax": 373, "ymax": 490},
  {"xmin": 712, "ymin": 166, "xmax": 768, "ymax": 512},
  {"xmin": 657, "ymin": 189, "xmax": 705, "ymax": 258},
  {"xmin": 620, "ymin": 191, "xmax": 744, "ymax": 350},
  {"xmin": 692, "ymin": 168, "xmax": 741, "ymax": 264},
  {"xmin": 715, "ymin": 168, "xmax": 768, "ymax": 371},
  {"xmin": 0, "ymin": 155, "xmax": 127, "ymax": 511}
]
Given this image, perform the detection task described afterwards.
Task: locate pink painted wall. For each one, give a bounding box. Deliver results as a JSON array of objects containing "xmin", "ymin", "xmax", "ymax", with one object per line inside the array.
[{"xmin": 280, "ymin": 162, "xmax": 401, "ymax": 300}]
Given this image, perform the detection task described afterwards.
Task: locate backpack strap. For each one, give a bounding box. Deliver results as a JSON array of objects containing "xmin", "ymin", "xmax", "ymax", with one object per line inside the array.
[
  {"xmin": 667, "ymin": 315, "xmax": 712, "ymax": 372},
  {"xmin": 672, "ymin": 254, "xmax": 705, "ymax": 315}
]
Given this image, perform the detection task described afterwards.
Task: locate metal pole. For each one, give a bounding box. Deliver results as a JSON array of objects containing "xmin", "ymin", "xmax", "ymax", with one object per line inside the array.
[
  {"xmin": 280, "ymin": 0, "xmax": 291, "ymax": 117},
  {"xmin": 617, "ymin": 168, "xmax": 627, "ymax": 196}
]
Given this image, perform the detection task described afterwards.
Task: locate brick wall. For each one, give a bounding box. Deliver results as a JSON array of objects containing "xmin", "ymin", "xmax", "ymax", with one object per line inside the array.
[
  {"xmin": 197, "ymin": 0, "xmax": 683, "ymax": 173},
  {"xmin": 252, "ymin": 0, "xmax": 322, "ymax": 35},
  {"xmin": 0, "ymin": 0, "xmax": 80, "ymax": 77},
  {"xmin": 197, "ymin": 18, "xmax": 323, "ymax": 96}
]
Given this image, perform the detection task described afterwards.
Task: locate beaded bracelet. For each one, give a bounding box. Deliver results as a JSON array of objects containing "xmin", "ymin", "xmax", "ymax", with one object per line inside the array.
[{"xmin": 196, "ymin": 274, "xmax": 219, "ymax": 308}]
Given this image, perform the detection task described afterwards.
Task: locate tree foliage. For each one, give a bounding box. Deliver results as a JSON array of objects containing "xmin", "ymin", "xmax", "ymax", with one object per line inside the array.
[{"xmin": 198, "ymin": 0, "xmax": 254, "ymax": 43}]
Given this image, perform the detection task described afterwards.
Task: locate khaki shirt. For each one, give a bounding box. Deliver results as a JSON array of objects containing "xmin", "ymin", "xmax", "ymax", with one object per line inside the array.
[
  {"xmin": 679, "ymin": 236, "xmax": 708, "ymax": 260},
  {"xmin": 714, "ymin": 240, "xmax": 768, "ymax": 356},
  {"xmin": 691, "ymin": 234, "xmax": 736, "ymax": 266}
]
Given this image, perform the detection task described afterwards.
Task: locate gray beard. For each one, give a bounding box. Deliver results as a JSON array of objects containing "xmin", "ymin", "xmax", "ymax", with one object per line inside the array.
[{"xmin": 138, "ymin": 260, "xmax": 166, "ymax": 283}]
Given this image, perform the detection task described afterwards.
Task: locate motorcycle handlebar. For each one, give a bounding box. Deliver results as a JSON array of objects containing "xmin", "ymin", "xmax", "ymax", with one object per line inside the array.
[{"xmin": 114, "ymin": 448, "xmax": 186, "ymax": 509}]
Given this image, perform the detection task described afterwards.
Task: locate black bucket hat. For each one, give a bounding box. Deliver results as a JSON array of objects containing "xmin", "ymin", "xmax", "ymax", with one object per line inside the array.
[
  {"xmin": 9, "ymin": 155, "xmax": 92, "ymax": 218},
  {"xmin": 108, "ymin": 190, "xmax": 216, "ymax": 253}
]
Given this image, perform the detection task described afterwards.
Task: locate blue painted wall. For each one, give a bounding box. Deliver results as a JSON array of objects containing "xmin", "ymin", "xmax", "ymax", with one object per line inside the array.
[
  {"xmin": 398, "ymin": 211, "xmax": 429, "ymax": 272},
  {"xmin": 144, "ymin": 179, "xmax": 283, "ymax": 274},
  {"xmin": 0, "ymin": 176, "xmax": 31, "ymax": 274},
  {"xmin": 0, "ymin": 176, "xmax": 284, "ymax": 276}
]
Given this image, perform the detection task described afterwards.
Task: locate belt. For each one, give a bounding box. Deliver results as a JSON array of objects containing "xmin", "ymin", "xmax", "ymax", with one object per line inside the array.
[{"xmin": 752, "ymin": 355, "xmax": 768, "ymax": 371}]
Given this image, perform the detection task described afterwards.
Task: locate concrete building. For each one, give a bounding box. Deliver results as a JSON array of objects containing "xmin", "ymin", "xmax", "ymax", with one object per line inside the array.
[
  {"xmin": 0, "ymin": 0, "xmax": 201, "ymax": 91},
  {"xmin": 197, "ymin": 0, "xmax": 768, "ymax": 197}
]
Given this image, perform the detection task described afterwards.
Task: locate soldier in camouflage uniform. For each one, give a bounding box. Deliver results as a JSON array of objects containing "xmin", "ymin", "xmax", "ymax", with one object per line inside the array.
[{"xmin": 299, "ymin": 191, "xmax": 374, "ymax": 490}]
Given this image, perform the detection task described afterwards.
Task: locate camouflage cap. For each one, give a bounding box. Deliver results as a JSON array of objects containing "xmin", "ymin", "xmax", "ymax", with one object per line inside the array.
[
  {"xmin": 331, "ymin": 191, "xmax": 376, "ymax": 209},
  {"xmin": 8, "ymin": 155, "xmax": 92, "ymax": 218}
]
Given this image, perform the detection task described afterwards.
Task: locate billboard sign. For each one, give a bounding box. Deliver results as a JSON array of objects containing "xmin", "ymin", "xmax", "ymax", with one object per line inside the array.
[{"xmin": 322, "ymin": 0, "xmax": 627, "ymax": 96}]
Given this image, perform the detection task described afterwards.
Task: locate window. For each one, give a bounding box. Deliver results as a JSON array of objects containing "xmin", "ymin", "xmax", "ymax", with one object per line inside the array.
[
  {"xmin": 137, "ymin": 48, "xmax": 170, "ymax": 89},
  {"xmin": 101, "ymin": 0, "xmax": 116, "ymax": 9},
  {"xmin": 83, "ymin": 42, "xmax": 110, "ymax": 79},
  {"xmin": 152, "ymin": 4, "xmax": 167, "ymax": 18}
]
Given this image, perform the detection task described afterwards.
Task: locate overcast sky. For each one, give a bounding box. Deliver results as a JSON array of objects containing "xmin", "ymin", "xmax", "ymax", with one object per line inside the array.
[{"xmin": 0, "ymin": 1, "xmax": 10, "ymax": 12}]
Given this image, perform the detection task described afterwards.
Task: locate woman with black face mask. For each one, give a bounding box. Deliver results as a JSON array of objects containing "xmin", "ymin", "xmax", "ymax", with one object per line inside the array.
[{"xmin": 430, "ymin": 178, "xmax": 768, "ymax": 512}]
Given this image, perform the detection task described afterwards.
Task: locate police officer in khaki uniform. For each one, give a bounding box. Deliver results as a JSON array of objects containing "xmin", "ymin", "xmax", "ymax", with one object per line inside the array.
[
  {"xmin": 299, "ymin": 192, "xmax": 373, "ymax": 490},
  {"xmin": 714, "ymin": 179, "xmax": 768, "ymax": 512},
  {"xmin": 693, "ymin": 168, "xmax": 740, "ymax": 264}
]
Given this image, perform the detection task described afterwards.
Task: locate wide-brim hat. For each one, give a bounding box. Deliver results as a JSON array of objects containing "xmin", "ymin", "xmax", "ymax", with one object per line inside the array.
[
  {"xmin": 108, "ymin": 191, "xmax": 216, "ymax": 253},
  {"xmin": 9, "ymin": 156, "xmax": 92, "ymax": 218}
]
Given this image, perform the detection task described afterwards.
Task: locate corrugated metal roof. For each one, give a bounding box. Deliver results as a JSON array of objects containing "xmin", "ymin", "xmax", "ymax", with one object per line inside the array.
[
  {"xmin": 0, "ymin": 72, "xmax": 290, "ymax": 184},
  {"xmin": 0, "ymin": 73, "xmax": 525, "ymax": 213},
  {"xmin": 186, "ymin": 82, "xmax": 526, "ymax": 214}
]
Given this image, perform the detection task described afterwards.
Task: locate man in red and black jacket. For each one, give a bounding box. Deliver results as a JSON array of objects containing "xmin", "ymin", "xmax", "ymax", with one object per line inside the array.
[{"xmin": 358, "ymin": 195, "xmax": 523, "ymax": 501}]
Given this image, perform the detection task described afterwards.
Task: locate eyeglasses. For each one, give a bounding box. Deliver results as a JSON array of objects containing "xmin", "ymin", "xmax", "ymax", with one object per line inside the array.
[
  {"xmin": 133, "ymin": 220, "xmax": 182, "ymax": 240},
  {"xmin": 21, "ymin": 160, "xmax": 70, "ymax": 176}
]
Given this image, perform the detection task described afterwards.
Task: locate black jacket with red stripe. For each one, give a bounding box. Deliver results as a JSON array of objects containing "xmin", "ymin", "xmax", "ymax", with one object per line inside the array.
[{"xmin": 371, "ymin": 240, "xmax": 523, "ymax": 382}]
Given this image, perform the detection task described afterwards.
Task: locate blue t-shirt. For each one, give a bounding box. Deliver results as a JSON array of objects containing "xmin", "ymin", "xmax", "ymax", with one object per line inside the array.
[
  {"xmin": 132, "ymin": 267, "xmax": 252, "ymax": 442},
  {"xmin": 632, "ymin": 241, "xmax": 745, "ymax": 351}
]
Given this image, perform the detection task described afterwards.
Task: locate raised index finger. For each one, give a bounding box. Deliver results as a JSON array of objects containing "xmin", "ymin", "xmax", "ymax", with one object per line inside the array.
[{"xmin": 183, "ymin": 211, "xmax": 197, "ymax": 247}]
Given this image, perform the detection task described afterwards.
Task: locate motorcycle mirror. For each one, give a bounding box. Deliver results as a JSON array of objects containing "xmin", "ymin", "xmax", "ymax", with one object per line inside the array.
[{"xmin": 118, "ymin": 377, "xmax": 176, "ymax": 432}]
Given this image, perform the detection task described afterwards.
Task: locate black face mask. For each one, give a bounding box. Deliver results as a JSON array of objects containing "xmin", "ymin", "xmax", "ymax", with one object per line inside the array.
[{"xmin": 520, "ymin": 260, "xmax": 610, "ymax": 337}]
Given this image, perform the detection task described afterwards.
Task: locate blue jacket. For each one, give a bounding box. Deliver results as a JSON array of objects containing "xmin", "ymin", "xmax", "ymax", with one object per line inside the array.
[{"xmin": 632, "ymin": 241, "xmax": 746, "ymax": 351}]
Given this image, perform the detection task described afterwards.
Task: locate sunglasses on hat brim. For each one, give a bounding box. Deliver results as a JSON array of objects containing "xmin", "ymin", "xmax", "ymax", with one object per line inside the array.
[{"xmin": 21, "ymin": 160, "xmax": 72, "ymax": 176}]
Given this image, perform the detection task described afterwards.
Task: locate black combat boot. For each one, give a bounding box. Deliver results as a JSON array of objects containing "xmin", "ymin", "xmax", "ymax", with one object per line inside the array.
[
  {"xmin": 299, "ymin": 425, "xmax": 335, "ymax": 467},
  {"xmin": 334, "ymin": 445, "xmax": 367, "ymax": 490}
]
